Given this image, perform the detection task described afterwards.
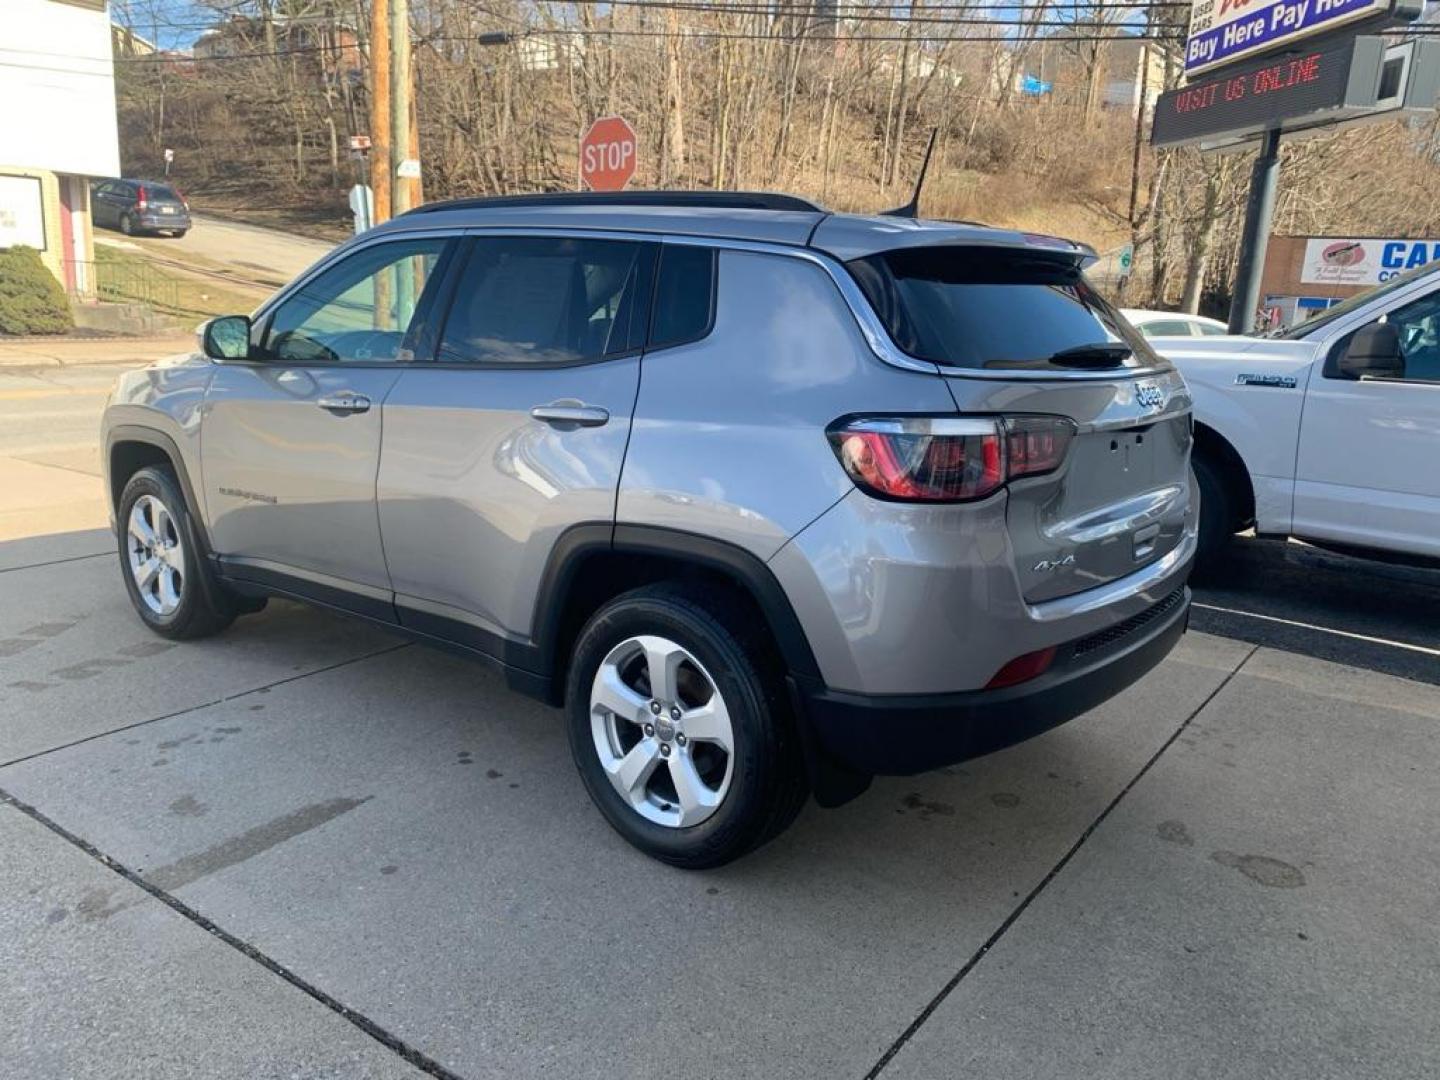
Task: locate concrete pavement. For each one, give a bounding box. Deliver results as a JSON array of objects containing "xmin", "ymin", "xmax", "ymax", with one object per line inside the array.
[{"xmin": 3, "ymin": 528, "xmax": 1437, "ymax": 1077}]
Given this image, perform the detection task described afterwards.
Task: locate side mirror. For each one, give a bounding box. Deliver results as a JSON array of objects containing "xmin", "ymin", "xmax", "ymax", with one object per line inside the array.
[
  {"xmin": 1336, "ymin": 322, "xmax": 1404, "ymax": 380},
  {"xmin": 200, "ymin": 315, "xmax": 252, "ymax": 361}
]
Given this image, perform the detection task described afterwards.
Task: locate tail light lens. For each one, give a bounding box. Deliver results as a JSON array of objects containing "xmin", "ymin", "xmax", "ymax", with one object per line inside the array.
[
  {"xmin": 1006, "ymin": 415, "xmax": 1073, "ymax": 478},
  {"xmin": 135, "ymin": 185, "xmax": 148, "ymax": 210},
  {"xmin": 828, "ymin": 415, "xmax": 1074, "ymax": 503}
]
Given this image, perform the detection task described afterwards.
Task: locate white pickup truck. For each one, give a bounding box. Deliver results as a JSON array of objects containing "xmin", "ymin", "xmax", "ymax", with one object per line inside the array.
[{"xmin": 1155, "ymin": 259, "xmax": 1440, "ymax": 568}]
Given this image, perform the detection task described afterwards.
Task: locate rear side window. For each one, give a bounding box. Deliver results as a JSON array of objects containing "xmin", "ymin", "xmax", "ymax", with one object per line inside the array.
[
  {"xmin": 848, "ymin": 246, "xmax": 1158, "ymax": 371},
  {"xmin": 438, "ymin": 236, "xmax": 650, "ymax": 365},
  {"xmin": 649, "ymin": 244, "xmax": 716, "ymax": 349}
]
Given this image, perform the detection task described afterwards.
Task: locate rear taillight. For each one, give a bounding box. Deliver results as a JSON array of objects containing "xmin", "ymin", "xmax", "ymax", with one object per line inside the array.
[
  {"xmin": 136, "ymin": 185, "xmax": 148, "ymax": 211},
  {"xmin": 827, "ymin": 415, "xmax": 1074, "ymax": 503}
]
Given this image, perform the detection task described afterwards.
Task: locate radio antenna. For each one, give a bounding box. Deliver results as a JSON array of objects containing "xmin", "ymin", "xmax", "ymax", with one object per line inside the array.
[{"xmin": 882, "ymin": 128, "xmax": 938, "ymax": 219}]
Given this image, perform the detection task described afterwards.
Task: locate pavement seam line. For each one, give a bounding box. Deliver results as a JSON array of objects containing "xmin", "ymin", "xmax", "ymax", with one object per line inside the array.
[
  {"xmin": 863, "ymin": 643, "xmax": 1261, "ymax": 1080},
  {"xmin": 0, "ymin": 785, "xmax": 466, "ymax": 1080},
  {"xmin": 0, "ymin": 642, "xmax": 412, "ymax": 771},
  {"xmin": 0, "ymin": 550, "xmax": 111, "ymax": 575}
]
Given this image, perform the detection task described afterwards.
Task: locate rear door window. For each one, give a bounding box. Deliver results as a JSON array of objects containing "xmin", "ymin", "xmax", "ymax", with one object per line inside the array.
[
  {"xmin": 848, "ymin": 246, "xmax": 1160, "ymax": 371},
  {"xmin": 437, "ymin": 236, "xmax": 653, "ymax": 365}
]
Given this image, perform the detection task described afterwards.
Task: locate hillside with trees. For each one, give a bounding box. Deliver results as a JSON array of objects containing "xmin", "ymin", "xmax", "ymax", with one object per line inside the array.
[{"xmin": 113, "ymin": 0, "xmax": 1440, "ymax": 315}]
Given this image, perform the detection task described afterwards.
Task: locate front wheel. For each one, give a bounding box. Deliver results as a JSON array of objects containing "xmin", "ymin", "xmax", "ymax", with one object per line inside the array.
[
  {"xmin": 117, "ymin": 465, "xmax": 237, "ymax": 639},
  {"xmin": 565, "ymin": 585, "xmax": 808, "ymax": 869}
]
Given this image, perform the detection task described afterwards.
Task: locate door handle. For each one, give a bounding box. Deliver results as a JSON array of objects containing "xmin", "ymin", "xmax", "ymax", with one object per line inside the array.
[
  {"xmin": 316, "ymin": 393, "xmax": 371, "ymax": 414},
  {"xmin": 530, "ymin": 404, "xmax": 610, "ymax": 428}
]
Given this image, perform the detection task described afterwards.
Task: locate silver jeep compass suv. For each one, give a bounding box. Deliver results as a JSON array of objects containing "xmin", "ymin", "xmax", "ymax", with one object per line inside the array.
[{"xmin": 102, "ymin": 191, "xmax": 1195, "ymax": 867}]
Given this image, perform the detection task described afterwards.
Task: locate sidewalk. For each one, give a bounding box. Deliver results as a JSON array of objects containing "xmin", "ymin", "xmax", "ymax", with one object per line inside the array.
[{"xmin": 0, "ymin": 334, "xmax": 194, "ymax": 369}]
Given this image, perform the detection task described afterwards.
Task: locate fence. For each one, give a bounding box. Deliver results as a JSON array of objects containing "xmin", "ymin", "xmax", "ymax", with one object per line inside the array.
[{"xmin": 64, "ymin": 259, "xmax": 180, "ymax": 312}]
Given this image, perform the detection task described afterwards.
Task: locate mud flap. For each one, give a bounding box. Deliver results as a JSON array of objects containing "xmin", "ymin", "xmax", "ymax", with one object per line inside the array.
[{"xmin": 786, "ymin": 676, "xmax": 873, "ymax": 808}]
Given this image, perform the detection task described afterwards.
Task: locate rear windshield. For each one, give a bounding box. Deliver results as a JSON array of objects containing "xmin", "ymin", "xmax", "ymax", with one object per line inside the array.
[
  {"xmin": 847, "ymin": 247, "xmax": 1160, "ymax": 371},
  {"xmin": 146, "ymin": 184, "xmax": 182, "ymax": 201}
]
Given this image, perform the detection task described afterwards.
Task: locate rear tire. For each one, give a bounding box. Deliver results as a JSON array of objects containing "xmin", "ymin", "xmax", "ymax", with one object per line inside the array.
[
  {"xmin": 119, "ymin": 212, "xmax": 136, "ymax": 236},
  {"xmin": 117, "ymin": 465, "xmax": 237, "ymax": 640},
  {"xmin": 565, "ymin": 584, "xmax": 808, "ymax": 869},
  {"xmin": 1192, "ymin": 454, "xmax": 1235, "ymax": 573}
]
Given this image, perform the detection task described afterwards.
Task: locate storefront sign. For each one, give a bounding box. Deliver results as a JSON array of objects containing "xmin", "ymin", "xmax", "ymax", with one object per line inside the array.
[
  {"xmin": 0, "ymin": 174, "xmax": 46, "ymax": 250},
  {"xmin": 1184, "ymin": 0, "xmax": 1391, "ymax": 76},
  {"xmin": 1300, "ymin": 237, "xmax": 1440, "ymax": 284}
]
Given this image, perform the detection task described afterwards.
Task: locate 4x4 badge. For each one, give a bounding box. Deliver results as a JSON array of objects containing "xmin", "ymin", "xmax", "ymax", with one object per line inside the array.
[
  {"xmin": 1033, "ymin": 554, "xmax": 1076, "ymax": 573},
  {"xmin": 1135, "ymin": 382, "xmax": 1166, "ymax": 410}
]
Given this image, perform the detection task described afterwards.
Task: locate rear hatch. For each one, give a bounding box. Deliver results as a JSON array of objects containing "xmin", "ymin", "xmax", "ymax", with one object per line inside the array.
[
  {"xmin": 141, "ymin": 183, "xmax": 188, "ymax": 219},
  {"xmin": 847, "ymin": 243, "xmax": 1193, "ymax": 603}
]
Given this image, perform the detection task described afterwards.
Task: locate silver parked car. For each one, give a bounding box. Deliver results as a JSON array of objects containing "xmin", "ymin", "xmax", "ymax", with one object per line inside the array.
[{"xmin": 102, "ymin": 192, "xmax": 1196, "ymax": 867}]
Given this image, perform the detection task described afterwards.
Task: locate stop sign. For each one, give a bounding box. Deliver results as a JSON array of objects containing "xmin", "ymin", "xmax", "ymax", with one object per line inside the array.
[{"xmin": 580, "ymin": 116, "xmax": 637, "ymax": 192}]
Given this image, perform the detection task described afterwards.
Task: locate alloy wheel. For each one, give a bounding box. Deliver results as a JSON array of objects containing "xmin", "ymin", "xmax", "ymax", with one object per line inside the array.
[
  {"xmin": 126, "ymin": 494, "xmax": 184, "ymax": 616},
  {"xmin": 589, "ymin": 635, "xmax": 735, "ymax": 828}
]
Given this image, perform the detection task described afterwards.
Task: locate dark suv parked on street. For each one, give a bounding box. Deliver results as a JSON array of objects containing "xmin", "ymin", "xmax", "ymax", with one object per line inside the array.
[
  {"xmin": 101, "ymin": 191, "xmax": 1196, "ymax": 867},
  {"xmin": 91, "ymin": 179, "xmax": 192, "ymax": 237}
]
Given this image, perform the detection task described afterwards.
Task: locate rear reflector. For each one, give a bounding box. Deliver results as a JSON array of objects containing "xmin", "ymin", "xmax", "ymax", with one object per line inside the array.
[
  {"xmin": 985, "ymin": 646, "xmax": 1057, "ymax": 689},
  {"xmin": 827, "ymin": 415, "xmax": 1074, "ymax": 503}
]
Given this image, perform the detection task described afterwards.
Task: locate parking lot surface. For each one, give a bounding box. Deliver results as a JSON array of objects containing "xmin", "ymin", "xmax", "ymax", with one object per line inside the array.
[
  {"xmin": 3, "ymin": 524, "xmax": 1437, "ymax": 1079},
  {"xmin": 2, "ymin": 361, "xmax": 1438, "ymax": 1078}
]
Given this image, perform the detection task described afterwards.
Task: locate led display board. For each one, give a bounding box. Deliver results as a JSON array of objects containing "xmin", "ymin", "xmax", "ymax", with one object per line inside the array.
[{"xmin": 1153, "ymin": 36, "xmax": 1384, "ymax": 147}]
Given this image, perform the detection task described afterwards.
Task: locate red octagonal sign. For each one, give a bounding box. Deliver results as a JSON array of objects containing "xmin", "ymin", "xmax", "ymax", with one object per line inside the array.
[{"xmin": 580, "ymin": 116, "xmax": 637, "ymax": 192}]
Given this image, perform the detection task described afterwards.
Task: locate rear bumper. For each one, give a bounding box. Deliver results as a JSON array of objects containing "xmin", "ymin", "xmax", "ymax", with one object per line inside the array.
[
  {"xmin": 791, "ymin": 586, "xmax": 1190, "ymax": 777},
  {"xmin": 138, "ymin": 213, "xmax": 190, "ymax": 230}
]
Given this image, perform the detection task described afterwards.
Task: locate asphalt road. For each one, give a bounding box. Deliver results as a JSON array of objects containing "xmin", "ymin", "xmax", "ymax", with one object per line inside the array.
[
  {"xmin": 1, "ymin": 359, "xmax": 1436, "ymax": 1078},
  {"xmin": 95, "ymin": 211, "xmax": 338, "ymax": 287}
]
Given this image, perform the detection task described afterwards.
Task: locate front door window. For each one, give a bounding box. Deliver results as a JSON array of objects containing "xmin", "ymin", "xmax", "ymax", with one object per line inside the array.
[{"xmin": 263, "ymin": 238, "xmax": 448, "ymax": 364}]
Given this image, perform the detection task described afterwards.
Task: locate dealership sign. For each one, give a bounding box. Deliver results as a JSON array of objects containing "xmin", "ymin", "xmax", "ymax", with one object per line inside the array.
[
  {"xmin": 1184, "ymin": 0, "xmax": 1391, "ymax": 75},
  {"xmin": 1300, "ymin": 238, "xmax": 1440, "ymax": 284}
]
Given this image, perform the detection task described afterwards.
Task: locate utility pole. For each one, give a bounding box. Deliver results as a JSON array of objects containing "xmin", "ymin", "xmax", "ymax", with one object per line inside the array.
[
  {"xmin": 389, "ymin": 0, "xmax": 415, "ymax": 217},
  {"xmin": 368, "ymin": 0, "xmax": 392, "ymax": 226},
  {"xmin": 1227, "ymin": 128, "xmax": 1281, "ymax": 335}
]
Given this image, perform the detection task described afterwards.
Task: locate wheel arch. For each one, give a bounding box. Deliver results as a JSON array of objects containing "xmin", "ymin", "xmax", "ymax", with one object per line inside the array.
[
  {"xmin": 532, "ymin": 524, "xmax": 821, "ymax": 708},
  {"xmin": 106, "ymin": 426, "xmax": 213, "ymax": 554},
  {"xmin": 1193, "ymin": 421, "xmax": 1255, "ymax": 532}
]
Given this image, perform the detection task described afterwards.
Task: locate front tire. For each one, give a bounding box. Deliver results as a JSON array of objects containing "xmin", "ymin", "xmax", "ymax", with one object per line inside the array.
[
  {"xmin": 117, "ymin": 465, "xmax": 237, "ymax": 639},
  {"xmin": 565, "ymin": 584, "xmax": 808, "ymax": 869}
]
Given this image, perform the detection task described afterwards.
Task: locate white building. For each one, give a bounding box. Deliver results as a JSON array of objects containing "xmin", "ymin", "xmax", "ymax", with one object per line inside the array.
[{"xmin": 0, "ymin": 0, "xmax": 122, "ymax": 296}]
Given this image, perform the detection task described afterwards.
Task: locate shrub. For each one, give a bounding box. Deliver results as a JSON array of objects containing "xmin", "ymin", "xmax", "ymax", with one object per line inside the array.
[{"xmin": 0, "ymin": 245, "xmax": 73, "ymax": 335}]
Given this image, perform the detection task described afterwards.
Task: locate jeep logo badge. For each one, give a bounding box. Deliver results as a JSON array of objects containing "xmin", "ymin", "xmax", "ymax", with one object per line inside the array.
[{"xmin": 1135, "ymin": 382, "xmax": 1166, "ymax": 410}]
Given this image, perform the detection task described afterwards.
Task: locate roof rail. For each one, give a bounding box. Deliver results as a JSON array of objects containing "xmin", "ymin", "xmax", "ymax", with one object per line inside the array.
[{"xmin": 403, "ymin": 190, "xmax": 827, "ymax": 216}]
